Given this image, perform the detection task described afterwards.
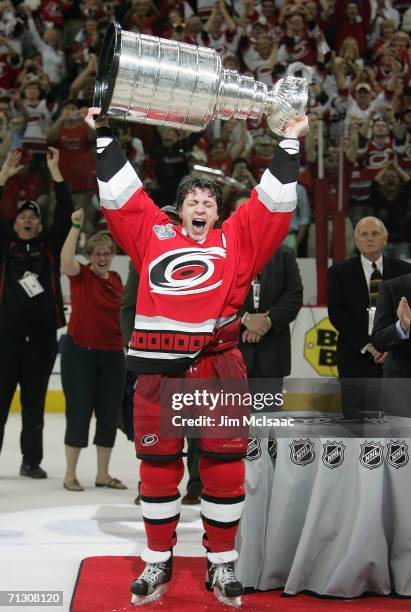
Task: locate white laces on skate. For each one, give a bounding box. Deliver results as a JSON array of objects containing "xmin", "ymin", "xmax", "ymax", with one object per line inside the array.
[
  {"xmin": 140, "ymin": 562, "xmax": 167, "ymax": 585},
  {"xmin": 211, "ymin": 562, "xmax": 237, "ymax": 587},
  {"xmin": 210, "ymin": 562, "xmax": 242, "ymax": 608}
]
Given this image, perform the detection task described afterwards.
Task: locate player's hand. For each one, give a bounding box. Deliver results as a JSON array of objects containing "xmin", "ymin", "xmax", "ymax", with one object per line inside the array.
[
  {"xmin": 283, "ymin": 114, "xmax": 309, "ymax": 138},
  {"xmin": 85, "ymin": 107, "xmax": 109, "ymax": 130}
]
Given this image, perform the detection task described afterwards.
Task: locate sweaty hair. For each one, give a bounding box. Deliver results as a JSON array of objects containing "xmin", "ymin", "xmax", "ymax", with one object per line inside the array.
[
  {"xmin": 86, "ymin": 232, "xmax": 116, "ymax": 256},
  {"xmin": 176, "ymin": 175, "xmax": 223, "ymax": 215}
]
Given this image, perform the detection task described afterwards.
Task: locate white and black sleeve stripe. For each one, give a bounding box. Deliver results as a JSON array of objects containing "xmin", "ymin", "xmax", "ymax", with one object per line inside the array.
[
  {"xmin": 269, "ymin": 138, "xmax": 299, "ymax": 182},
  {"xmin": 96, "ymin": 127, "xmax": 142, "ymax": 210},
  {"xmin": 256, "ymin": 138, "xmax": 299, "ymax": 213},
  {"xmin": 96, "ymin": 126, "xmax": 114, "ymax": 154}
]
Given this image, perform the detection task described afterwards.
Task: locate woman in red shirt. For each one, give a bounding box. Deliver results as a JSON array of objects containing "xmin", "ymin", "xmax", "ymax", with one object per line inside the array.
[{"xmin": 60, "ymin": 209, "xmax": 126, "ymax": 491}]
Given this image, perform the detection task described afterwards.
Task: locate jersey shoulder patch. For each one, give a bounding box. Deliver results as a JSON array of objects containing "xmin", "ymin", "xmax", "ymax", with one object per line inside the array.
[{"xmin": 153, "ymin": 224, "xmax": 176, "ymax": 240}]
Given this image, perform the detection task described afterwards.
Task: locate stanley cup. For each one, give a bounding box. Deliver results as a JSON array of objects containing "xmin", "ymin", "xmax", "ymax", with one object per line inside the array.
[{"xmin": 94, "ymin": 22, "xmax": 307, "ymax": 135}]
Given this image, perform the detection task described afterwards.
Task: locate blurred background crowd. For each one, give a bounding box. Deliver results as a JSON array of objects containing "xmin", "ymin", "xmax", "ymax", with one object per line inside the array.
[{"xmin": 0, "ymin": 0, "xmax": 410, "ymax": 257}]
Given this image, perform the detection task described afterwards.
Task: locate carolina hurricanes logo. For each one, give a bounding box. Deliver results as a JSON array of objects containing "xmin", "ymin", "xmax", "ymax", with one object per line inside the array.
[
  {"xmin": 149, "ymin": 247, "xmax": 226, "ymax": 295},
  {"xmin": 141, "ymin": 434, "xmax": 158, "ymax": 446},
  {"xmin": 366, "ymin": 149, "xmax": 392, "ymax": 169},
  {"xmin": 291, "ymin": 40, "xmax": 310, "ymax": 62}
]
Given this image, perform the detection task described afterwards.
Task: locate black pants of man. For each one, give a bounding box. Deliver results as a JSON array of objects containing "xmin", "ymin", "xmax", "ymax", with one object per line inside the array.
[
  {"xmin": 340, "ymin": 378, "xmax": 383, "ymax": 419},
  {"xmin": 337, "ymin": 351, "xmax": 383, "ymax": 419},
  {"xmin": 0, "ymin": 333, "xmax": 57, "ymax": 466},
  {"xmin": 247, "ymin": 358, "xmax": 284, "ymax": 414}
]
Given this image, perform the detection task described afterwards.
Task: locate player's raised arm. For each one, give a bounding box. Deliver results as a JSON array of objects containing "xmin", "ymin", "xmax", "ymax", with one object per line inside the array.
[
  {"xmin": 86, "ymin": 107, "xmax": 166, "ymax": 271},
  {"xmin": 225, "ymin": 115, "xmax": 308, "ymax": 281}
]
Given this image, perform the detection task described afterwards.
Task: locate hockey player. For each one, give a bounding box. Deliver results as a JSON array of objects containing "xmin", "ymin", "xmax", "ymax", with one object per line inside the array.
[{"xmin": 86, "ymin": 107, "xmax": 308, "ymax": 607}]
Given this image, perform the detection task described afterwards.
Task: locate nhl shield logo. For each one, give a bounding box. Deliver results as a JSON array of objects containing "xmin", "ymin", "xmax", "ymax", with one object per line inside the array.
[
  {"xmin": 289, "ymin": 439, "xmax": 315, "ymax": 466},
  {"xmin": 246, "ymin": 437, "xmax": 261, "ymax": 461},
  {"xmin": 153, "ymin": 223, "xmax": 176, "ymax": 240},
  {"xmin": 359, "ymin": 441, "xmax": 384, "ymax": 469},
  {"xmin": 268, "ymin": 438, "xmax": 277, "ymax": 462},
  {"xmin": 386, "ymin": 440, "xmax": 409, "ymax": 469},
  {"xmin": 322, "ymin": 441, "xmax": 345, "ymax": 469}
]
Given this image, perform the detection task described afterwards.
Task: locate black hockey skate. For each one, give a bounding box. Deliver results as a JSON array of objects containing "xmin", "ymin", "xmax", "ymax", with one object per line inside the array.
[
  {"xmin": 130, "ymin": 556, "xmax": 172, "ymax": 606},
  {"xmin": 206, "ymin": 560, "xmax": 244, "ymax": 608}
]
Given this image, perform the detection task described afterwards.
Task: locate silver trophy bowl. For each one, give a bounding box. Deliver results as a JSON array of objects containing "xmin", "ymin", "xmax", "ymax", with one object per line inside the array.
[{"xmin": 94, "ymin": 22, "xmax": 307, "ymax": 135}]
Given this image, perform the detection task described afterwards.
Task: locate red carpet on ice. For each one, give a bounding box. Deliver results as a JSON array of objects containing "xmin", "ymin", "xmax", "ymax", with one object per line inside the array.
[{"xmin": 70, "ymin": 556, "xmax": 411, "ymax": 612}]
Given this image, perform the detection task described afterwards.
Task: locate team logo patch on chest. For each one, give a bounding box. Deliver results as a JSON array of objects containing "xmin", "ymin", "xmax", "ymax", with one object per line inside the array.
[
  {"xmin": 153, "ymin": 224, "xmax": 176, "ymax": 240},
  {"xmin": 149, "ymin": 247, "xmax": 226, "ymax": 295}
]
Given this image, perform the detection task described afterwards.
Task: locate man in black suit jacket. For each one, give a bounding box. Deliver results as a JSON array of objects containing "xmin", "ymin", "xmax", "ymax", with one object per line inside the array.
[
  {"xmin": 372, "ymin": 276, "xmax": 411, "ymax": 416},
  {"xmin": 372, "ymin": 276, "xmax": 411, "ymax": 377},
  {"xmin": 238, "ymin": 244, "xmax": 303, "ymax": 392},
  {"xmin": 328, "ymin": 217, "xmax": 411, "ymax": 418}
]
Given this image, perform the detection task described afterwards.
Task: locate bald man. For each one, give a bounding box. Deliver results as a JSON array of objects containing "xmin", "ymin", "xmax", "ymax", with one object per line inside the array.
[{"xmin": 327, "ymin": 217, "xmax": 411, "ymax": 419}]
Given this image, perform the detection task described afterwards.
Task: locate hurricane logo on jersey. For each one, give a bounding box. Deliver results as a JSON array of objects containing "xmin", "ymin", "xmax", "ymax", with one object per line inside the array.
[
  {"xmin": 149, "ymin": 247, "xmax": 226, "ymax": 295},
  {"xmin": 141, "ymin": 434, "xmax": 158, "ymax": 446}
]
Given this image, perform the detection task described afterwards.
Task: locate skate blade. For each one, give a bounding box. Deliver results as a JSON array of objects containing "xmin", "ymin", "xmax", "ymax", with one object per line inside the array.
[
  {"xmin": 131, "ymin": 584, "xmax": 167, "ymax": 606},
  {"xmin": 213, "ymin": 586, "xmax": 242, "ymax": 608}
]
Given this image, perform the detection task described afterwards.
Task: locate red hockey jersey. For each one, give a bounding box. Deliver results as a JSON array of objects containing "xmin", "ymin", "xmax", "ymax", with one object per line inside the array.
[{"xmin": 96, "ymin": 129, "xmax": 299, "ymax": 373}]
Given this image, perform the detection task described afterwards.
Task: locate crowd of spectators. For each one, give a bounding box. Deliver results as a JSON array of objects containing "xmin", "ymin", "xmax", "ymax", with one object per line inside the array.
[{"xmin": 0, "ymin": 0, "xmax": 410, "ymax": 256}]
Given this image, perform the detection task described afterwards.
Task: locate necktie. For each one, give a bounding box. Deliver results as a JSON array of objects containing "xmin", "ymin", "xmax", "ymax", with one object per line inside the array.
[{"xmin": 369, "ymin": 262, "xmax": 383, "ymax": 306}]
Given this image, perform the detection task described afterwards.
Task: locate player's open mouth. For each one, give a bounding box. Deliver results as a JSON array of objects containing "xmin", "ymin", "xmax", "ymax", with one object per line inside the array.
[{"xmin": 192, "ymin": 220, "xmax": 206, "ymax": 229}]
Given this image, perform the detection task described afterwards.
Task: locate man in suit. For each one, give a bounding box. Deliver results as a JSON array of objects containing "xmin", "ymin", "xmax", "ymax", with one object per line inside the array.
[
  {"xmin": 372, "ymin": 276, "xmax": 411, "ymax": 417},
  {"xmin": 328, "ymin": 216, "xmax": 411, "ymax": 418},
  {"xmin": 372, "ymin": 280, "xmax": 411, "ymax": 377},
  {"xmin": 238, "ymin": 244, "xmax": 303, "ymax": 395}
]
